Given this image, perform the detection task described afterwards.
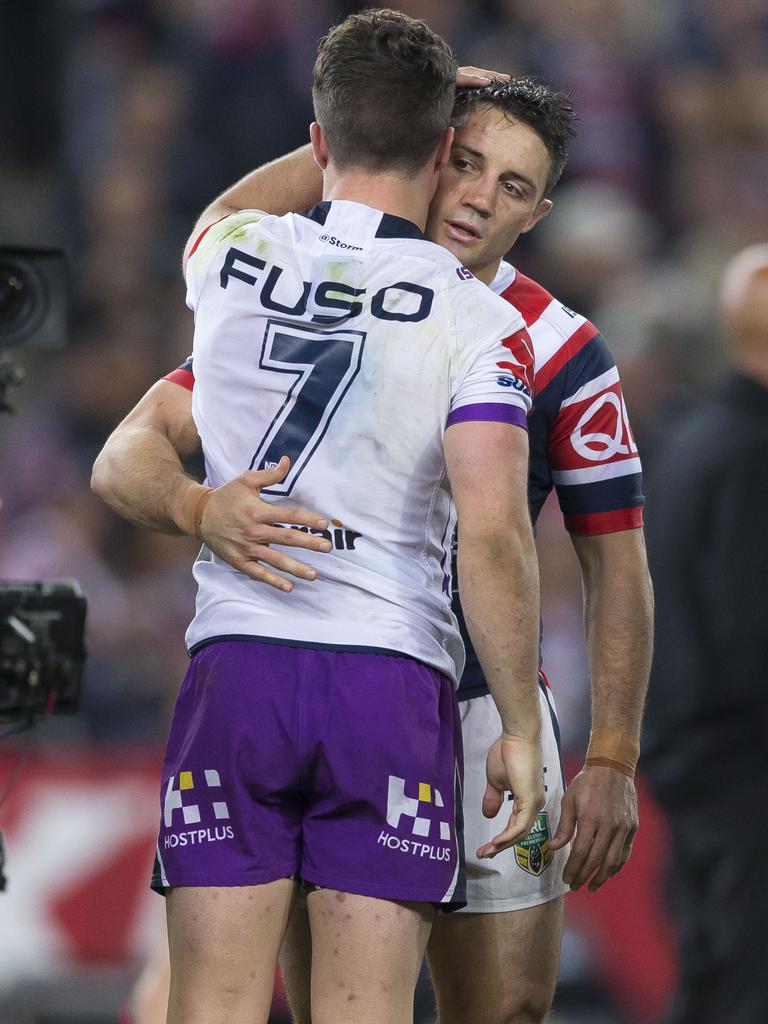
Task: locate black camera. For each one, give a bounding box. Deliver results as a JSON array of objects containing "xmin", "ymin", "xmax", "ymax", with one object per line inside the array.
[
  {"xmin": 0, "ymin": 250, "xmax": 83, "ymax": 892},
  {"xmin": 0, "ymin": 246, "xmax": 69, "ymax": 414},
  {"xmin": 1, "ymin": 247, "xmax": 84, "ymax": 729},
  {"xmin": 0, "ymin": 247, "xmax": 68, "ymax": 351},
  {"xmin": 0, "ymin": 580, "xmax": 86, "ymax": 721}
]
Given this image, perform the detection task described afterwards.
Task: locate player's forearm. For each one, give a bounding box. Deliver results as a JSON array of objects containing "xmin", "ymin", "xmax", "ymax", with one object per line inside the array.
[
  {"xmin": 574, "ymin": 531, "xmax": 654, "ymax": 743},
  {"xmin": 193, "ymin": 145, "xmax": 322, "ymax": 238},
  {"xmin": 91, "ymin": 425, "xmax": 206, "ymax": 537},
  {"xmin": 458, "ymin": 526, "xmax": 541, "ymax": 740}
]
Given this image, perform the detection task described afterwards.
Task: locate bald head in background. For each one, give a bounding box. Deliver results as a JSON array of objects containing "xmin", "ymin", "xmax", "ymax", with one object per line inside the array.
[{"xmin": 720, "ymin": 244, "xmax": 768, "ymax": 382}]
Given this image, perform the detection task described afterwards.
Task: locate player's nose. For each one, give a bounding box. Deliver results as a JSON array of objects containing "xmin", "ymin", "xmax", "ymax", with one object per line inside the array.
[{"xmin": 463, "ymin": 183, "xmax": 494, "ymax": 218}]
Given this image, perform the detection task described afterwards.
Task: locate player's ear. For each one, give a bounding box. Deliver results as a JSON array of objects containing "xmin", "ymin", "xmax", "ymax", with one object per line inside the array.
[
  {"xmin": 310, "ymin": 122, "xmax": 329, "ymax": 170},
  {"xmin": 521, "ymin": 197, "xmax": 552, "ymax": 234},
  {"xmin": 434, "ymin": 126, "xmax": 454, "ymax": 173}
]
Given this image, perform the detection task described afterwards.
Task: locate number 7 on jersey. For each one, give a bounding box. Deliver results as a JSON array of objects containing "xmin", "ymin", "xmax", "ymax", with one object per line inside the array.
[{"xmin": 251, "ymin": 319, "xmax": 367, "ymax": 496}]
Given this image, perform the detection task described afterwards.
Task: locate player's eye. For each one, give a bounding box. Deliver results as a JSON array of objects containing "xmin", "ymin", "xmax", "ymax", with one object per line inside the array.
[
  {"xmin": 454, "ymin": 157, "xmax": 474, "ymax": 172},
  {"xmin": 502, "ymin": 182, "xmax": 522, "ymax": 197}
]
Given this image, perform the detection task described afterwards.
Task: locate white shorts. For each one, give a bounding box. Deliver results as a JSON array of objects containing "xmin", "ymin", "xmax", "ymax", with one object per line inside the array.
[{"xmin": 458, "ymin": 677, "xmax": 570, "ymax": 913}]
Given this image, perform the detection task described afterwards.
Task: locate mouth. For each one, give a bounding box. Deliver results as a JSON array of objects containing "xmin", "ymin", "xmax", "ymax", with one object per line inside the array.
[{"xmin": 444, "ymin": 220, "xmax": 482, "ymax": 244}]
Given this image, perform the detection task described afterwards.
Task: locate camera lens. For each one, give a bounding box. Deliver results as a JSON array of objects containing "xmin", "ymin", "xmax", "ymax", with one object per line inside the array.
[
  {"xmin": 0, "ymin": 265, "xmax": 31, "ymax": 331},
  {"xmin": 0, "ymin": 260, "xmax": 45, "ymax": 347}
]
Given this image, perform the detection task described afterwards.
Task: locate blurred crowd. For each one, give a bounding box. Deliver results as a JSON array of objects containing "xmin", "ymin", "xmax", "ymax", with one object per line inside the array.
[{"xmin": 1, "ymin": 0, "xmax": 767, "ymax": 752}]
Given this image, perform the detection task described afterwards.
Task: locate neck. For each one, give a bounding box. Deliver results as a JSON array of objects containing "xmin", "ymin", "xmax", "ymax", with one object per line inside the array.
[
  {"xmin": 472, "ymin": 258, "xmax": 503, "ymax": 286},
  {"xmin": 322, "ymin": 168, "xmax": 436, "ymax": 231}
]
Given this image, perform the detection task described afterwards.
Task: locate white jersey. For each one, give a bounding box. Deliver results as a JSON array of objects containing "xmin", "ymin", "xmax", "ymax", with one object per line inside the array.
[{"xmin": 184, "ymin": 201, "xmax": 533, "ymax": 684}]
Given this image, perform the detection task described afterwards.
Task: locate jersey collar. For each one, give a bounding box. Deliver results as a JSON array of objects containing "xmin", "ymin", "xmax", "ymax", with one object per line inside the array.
[{"xmin": 299, "ymin": 201, "xmax": 425, "ymax": 240}]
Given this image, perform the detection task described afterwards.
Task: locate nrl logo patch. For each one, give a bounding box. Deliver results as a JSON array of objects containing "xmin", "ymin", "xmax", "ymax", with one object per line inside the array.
[{"xmin": 514, "ymin": 812, "xmax": 553, "ymax": 876}]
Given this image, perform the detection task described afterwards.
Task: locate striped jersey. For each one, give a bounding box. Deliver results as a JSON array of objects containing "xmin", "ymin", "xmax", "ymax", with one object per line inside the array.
[
  {"xmin": 180, "ymin": 203, "xmax": 533, "ymax": 684},
  {"xmin": 455, "ymin": 260, "xmax": 645, "ymax": 699}
]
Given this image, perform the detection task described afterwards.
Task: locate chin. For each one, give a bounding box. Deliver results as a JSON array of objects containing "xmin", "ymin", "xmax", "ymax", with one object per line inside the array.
[{"xmin": 440, "ymin": 235, "xmax": 475, "ymax": 261}]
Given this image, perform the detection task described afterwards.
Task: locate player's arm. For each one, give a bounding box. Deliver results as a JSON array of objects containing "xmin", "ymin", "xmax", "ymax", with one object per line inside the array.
[
  {"xmin": 183, "ymin": 145, "xmax": 323, "ymax": 265},
  {"xmin": 445, "ymin": 420, "xmax": 544, "ymax": 857},
  {"xmin": 90, "ymin": 380, "xmax": 333, "ymax": 591},
  {"xmin": 550, "ymin": 528, "xmax": 654, "ymax": 890}
]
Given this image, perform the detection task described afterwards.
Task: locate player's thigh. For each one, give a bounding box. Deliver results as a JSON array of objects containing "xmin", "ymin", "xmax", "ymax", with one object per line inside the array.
[
  {"xmin": 300, "ymin": 651, "xmax": 465, "ymax": 911},
  {"xmin": 308, "ymin": 888, "xmax": 434, "ymax": 1024},
  {"xmin": 460, "ymin": 685, "xmax": 569, "ymax": 913},
  {"xmin": 130, "ymin": 908, "xmax": 171, "ymax": 1024},
  {"xmin": 154, "ymin": 641, "xmax": 305, "ymax": 894},
  {"xmin": 165, "ymin": 880, "xmax": 296, "ymax": 1024},
  {"xmin": 279, "ymin": 893, "xmax": 313, "ymax": 1024},
  {"xmin": 427, "ymin": 897, "xmax": 564, "ymax": 1024}
]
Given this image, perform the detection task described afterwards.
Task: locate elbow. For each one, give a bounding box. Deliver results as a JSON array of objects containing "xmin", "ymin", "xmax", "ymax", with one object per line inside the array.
[
  {"xmin": 90, "ymin": 447, "xmax": 111, "ymax": 501},
  {"xmin": 458, "ymin": 519, "xmax": 535, "ymax": 564}
]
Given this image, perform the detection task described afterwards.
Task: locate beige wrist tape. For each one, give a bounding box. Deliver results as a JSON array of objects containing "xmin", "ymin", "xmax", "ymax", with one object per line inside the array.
[
  {"xmin": 585, "ymin": 728, "xmax": 640, "ymax": 778},
  {"xmin": 192, "ymin": 487, "xmax": 214, "ymax": 542},
  {"xmin": 177, "ymin": 485, "xmax": 213, "ymax": 540}
]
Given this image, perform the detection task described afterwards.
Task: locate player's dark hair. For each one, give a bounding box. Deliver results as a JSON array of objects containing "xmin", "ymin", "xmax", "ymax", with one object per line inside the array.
[
  {"xmin": 452, "ymin": 77, "xmax": 577, "ymax": 195},
  {"xmin": 313, "ymin": 8, "xmax": 457, "ymax": 175}
]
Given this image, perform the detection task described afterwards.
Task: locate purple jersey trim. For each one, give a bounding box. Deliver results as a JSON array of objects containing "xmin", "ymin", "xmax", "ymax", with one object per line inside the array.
[{"xmin": 446, "ymin": 403, "xmax": 528, "ymax": 431}]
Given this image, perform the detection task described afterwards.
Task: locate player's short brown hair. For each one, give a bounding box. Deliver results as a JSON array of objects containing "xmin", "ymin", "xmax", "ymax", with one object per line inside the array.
[
  {"xmin": 453, "ymin": 77, "xmax": 577, "ymax": 195},
  {"xmin": 313, "ymin": 8, "xmax": 457, "ymax": 175}
]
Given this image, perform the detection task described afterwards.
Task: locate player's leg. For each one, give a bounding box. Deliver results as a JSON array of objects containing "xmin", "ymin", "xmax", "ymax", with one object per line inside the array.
[
  {"xmin": 166, "ymin": 879, "xmax": 296, "ymax": 1024},
  {"xmin": 428, "ymin": 897, "xmax": 564, "ymax": 1024},
  {"xmin": 428, "ymin": 682, "xmax": 569, "ymax": 1023},
  {"xmin": 297, "ymin": 649, "xmax": 465, "ymax": 1024},
  {"xmin": 309, "ymin": 890, "xmax": 434, "ymax": 1024},
  {"xmin": 153, "ymin": 641, "xmax": 305, "ymax": 1024},
  {"xmin": 279, "ymin": 894, "xmax": 313, "ymax": 1024},
  {"xmin": 127, "ymin": 906, "xmax": 171, "ymax": 1024}
]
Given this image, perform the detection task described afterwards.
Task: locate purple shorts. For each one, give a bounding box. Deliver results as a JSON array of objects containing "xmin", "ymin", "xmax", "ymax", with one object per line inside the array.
[{"xmin": 152, "ymin": 640, "xmax": 466, "ymax": 909}]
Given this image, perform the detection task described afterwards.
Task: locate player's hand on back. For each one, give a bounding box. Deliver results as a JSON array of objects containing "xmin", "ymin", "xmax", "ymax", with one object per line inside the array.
[
  {"xmin": 198, "ymin": 456, "xmax": 333, "ymax": 592},
  {"xmin": 456, "ymin": 66, "xmax": 510, "ymax": 87},
  {"xmin": 476, "ymin": 735, "xmax": 545, "ymax": 858},
  {"xmin": 549, "ymin": 765, "xmax": 639, "ymax": 892}
]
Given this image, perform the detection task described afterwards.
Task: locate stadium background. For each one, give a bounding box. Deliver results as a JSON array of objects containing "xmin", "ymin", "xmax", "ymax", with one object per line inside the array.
[{"xmin": 1, "ymin": 0, "xmax": 766, "ymax": 1020}]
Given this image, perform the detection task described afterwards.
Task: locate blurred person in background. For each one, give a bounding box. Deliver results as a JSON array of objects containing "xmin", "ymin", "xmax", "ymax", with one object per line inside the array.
[
  {"xmin": 97, "ymin": 74, "xmax": 653, "ymax": 1024},
  {"xmin": 94, "ymin": 11, "xmax": 548, "ymax": 1024},
  {"xmin": 643, "ymin": 244, "xmax": 768, "ymax": 1024},
  {"xmin": 3, "ymin": 3, "xmax": 767, "ymax": 1014}
]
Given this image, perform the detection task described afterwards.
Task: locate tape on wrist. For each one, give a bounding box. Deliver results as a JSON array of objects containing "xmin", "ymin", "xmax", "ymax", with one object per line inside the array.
[
  {"xmin": 192, "ymin": 487, "xmax": 214, "ymax": 542},
  {"xmin": 585, "ymin": 729, "xmax": 640, "ymax": 779}
]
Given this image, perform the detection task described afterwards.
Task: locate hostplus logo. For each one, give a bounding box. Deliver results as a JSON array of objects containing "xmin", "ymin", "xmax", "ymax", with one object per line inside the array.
[
  {"xmin": 377, "ymin": 776, "xmax": 452, "ymax": 861},
  {"xmin": 162, "ymin": 768, "xmax": 234, "ymax": 848}
]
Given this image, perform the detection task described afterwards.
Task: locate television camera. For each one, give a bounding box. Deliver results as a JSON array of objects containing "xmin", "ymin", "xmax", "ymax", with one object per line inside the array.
[{"xmin": 1, "ymin": 247, "xmax": 86, "ymax": 732}]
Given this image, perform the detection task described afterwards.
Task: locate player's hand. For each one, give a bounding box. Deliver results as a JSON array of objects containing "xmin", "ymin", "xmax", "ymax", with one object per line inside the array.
[
  {"xmin": 198, "ymin": 456, "xmax": 332, "ymax": 592},
  {"xmin": 476, "ymin": 736, "xmax": 545, "ymax": 859},
  {"xmin": 550, "ymin": 765, "xmax": 638, "ymax": 892},
  {"xmin": 457, "ymin": 66, "xmax": 510, "ymax": 88}
]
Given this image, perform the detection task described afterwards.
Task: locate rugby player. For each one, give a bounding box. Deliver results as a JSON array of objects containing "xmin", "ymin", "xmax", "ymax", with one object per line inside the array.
[
  {"xmin": 100, "ymin": 76, "xmax": 653, "ymax": 1024},
  {"xmin": 93, "ymin": 14, "xmax": 546, "ymax": 1024}
]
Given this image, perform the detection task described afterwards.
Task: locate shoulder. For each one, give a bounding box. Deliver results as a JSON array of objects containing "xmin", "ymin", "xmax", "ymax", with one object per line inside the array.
[
  {"xmin": 495, "ymin": 265, "xmax": 617, "ymax": 394},
  {"xmin": 452, "ymin": 267, "xmax": 526, "ymax": 339},
  {"xmin": 495, "ymin": 266, "xmax": 556, "ymax": 325},
  {"xmin": 187, "ymin": 209, "xmax": 273, "ymax": 262}
]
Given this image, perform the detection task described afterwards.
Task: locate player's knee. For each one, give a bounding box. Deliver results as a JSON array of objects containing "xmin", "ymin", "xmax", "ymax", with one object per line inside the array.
[
  {"xmin": 471, "ymin": 989, "xmax": 553, "ymax": 1024},
  {"xmin": 439, "ymin": 990, "xmax": 552, "ymax": 1024},
  {"xmin": 504, "ymin": 989, "xmax": 554, "ymax": 1024}
]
